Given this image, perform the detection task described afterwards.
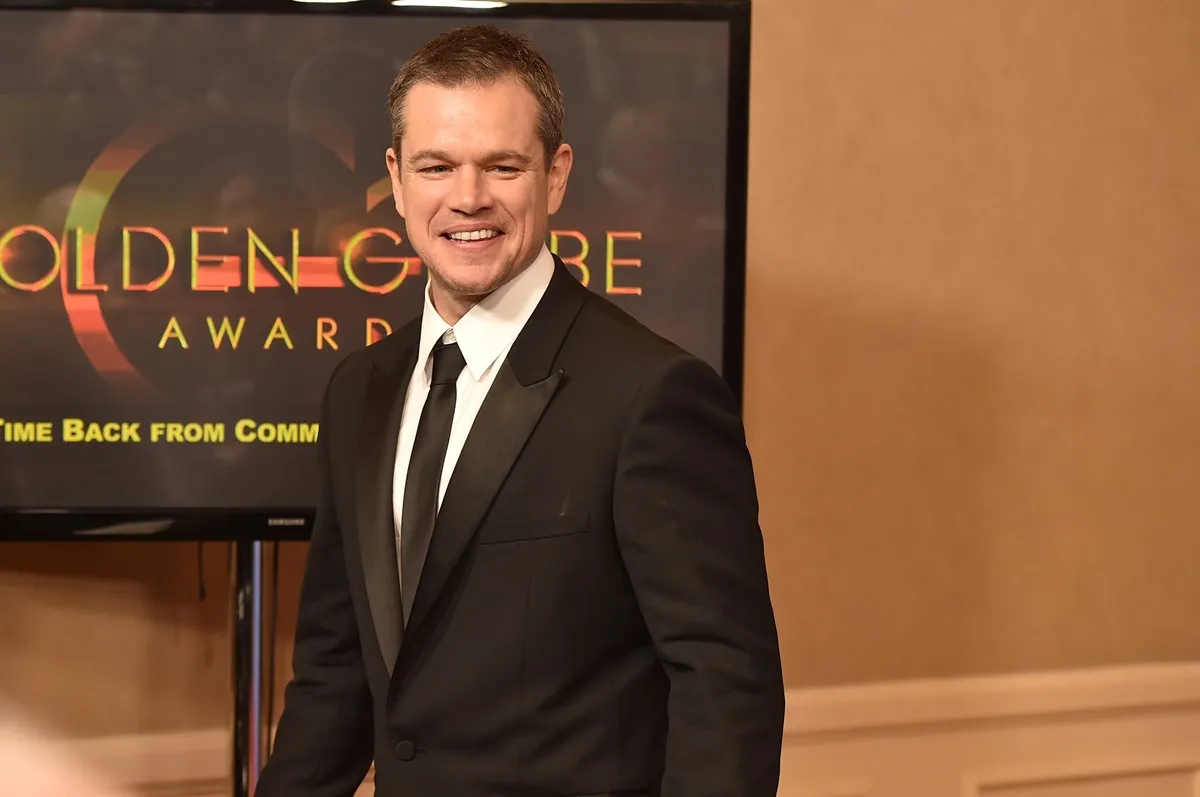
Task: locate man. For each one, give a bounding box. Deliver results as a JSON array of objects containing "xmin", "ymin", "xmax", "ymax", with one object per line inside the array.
[{"xmin": 257, "ymin": 24, "xmax": 784, "ymax": 797}]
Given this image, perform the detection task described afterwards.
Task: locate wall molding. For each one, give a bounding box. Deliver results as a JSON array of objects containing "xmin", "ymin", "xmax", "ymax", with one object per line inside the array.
[
  {"xmin": 781, "ymin": 663, "xmax": 1200, "ymax": 797},
  {"xmin": 783, "ymin": 662, "xmax": 1200, "ymax": 740},
  {"xmin": 68, "ymin": 728, "xmax": 229, "ymax": 795},
  {"xmin": 57, "ymin": 662, "xmax": 1200, "ymax": 797},
  {"xmin": 963, "ymin": 760, "xmax": 1200, "ymax": 797}
]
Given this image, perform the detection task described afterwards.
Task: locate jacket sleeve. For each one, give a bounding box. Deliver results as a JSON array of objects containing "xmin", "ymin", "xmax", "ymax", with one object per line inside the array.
[
  {"xmin": 256, "ymin": 369, "xmax": 374, "ymax": 797},
  {"xmin": 613, "ymin": 353, "xmax": 786, "ymax": 797}
]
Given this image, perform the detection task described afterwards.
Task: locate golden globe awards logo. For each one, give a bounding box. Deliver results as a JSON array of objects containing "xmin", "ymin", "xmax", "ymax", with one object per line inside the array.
[{"xmin": 0, "ymin": 105, "xmax": 647, "ymax": 399}]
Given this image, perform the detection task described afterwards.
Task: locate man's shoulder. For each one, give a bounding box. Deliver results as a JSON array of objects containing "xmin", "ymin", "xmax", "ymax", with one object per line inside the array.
[
  {"xmin": 322, "ymin": 316, "xmax": 421, "ymax": 403},
  {"xmin": 566, "ymin": 289, "xmax": 740, "ymax": 427},
  {"xmin": 570, "ymin": 288, "xmax": 701, "ymax": 374}
]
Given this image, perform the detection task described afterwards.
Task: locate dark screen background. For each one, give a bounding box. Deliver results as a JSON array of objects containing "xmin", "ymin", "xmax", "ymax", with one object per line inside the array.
[{"xmin": 0, "ymin": 9, "xmax": 732, "ymax": 510}]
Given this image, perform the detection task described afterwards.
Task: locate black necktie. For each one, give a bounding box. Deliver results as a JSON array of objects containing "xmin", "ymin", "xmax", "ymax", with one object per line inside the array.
[{"xmin": 400, "ymin": 338, "xmax": 466, "ymax": 626}]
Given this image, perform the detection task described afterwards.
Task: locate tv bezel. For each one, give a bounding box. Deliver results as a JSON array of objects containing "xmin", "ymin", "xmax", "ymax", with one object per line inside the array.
[{"xmin": 0, "ymin": 0, "xmax": 752, "ymax": 541}]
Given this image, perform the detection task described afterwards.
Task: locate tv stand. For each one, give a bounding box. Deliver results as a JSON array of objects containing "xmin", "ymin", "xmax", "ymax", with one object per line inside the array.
[{"xmin": 233, "ymin": 540, "xmax": 267, "ymax": 797}]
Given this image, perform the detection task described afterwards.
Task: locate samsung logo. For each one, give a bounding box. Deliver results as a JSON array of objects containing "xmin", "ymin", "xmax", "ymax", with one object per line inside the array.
[{"xmin": 268, "ymin": 518, "xmax": 306, "ymax": 527}]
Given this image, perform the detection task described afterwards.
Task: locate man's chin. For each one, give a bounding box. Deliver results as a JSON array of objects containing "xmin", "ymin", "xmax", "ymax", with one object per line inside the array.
[{"xmin": 429, "ymin": 262, "xmax": 511, "ymax": 301}]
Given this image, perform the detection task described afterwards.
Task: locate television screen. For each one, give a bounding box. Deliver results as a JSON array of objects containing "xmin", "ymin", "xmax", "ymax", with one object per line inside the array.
[{"xmin": 0, "ymin": 2, "xmax": 748, "ymax": 538}]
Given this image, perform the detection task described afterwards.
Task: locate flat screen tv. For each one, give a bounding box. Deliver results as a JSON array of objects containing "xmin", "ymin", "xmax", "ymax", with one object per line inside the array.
[{"xmin": 0, "ymin": 0, "xmax": 751, "ymax": 540}]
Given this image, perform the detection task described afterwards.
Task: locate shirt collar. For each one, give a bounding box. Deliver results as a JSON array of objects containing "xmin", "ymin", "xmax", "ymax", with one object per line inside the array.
[{"xmin": 415, "ymin": 244, "xmax": 555, "ymax": 385}]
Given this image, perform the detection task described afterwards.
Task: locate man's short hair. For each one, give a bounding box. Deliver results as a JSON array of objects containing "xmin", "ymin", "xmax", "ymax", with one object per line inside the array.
[{"xmin": 387, "ymin": 25, "xmax": 565, "ymax": 167}]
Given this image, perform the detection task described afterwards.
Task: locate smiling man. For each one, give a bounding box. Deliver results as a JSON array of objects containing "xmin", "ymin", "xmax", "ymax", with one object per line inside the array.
[
  {"xmin": 387, "ymin": 67, "xmax": 568, "ymax": 322},
  {"xmin": 257, "ymin": 25, "xmax": 784, "ymax": 797}
]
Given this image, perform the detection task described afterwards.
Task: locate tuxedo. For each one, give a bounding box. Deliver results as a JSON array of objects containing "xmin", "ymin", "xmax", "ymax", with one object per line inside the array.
[{"xmin": 257, "ymin": 251, "xmax": 785, "ymax": 797}]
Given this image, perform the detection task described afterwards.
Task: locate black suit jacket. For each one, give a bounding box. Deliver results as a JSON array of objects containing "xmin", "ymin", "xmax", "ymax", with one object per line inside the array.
[{"xmin": 257, "ymin": 257, "xmax": 785, "ymax": 797}]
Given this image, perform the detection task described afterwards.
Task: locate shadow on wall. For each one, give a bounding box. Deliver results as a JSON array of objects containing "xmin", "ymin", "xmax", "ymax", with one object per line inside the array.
[
  {"xmin": 0, "ymin": 538, "xmax": 311, "ymax": 736},
  {"xmin": 0, "ymin": 542, "xmax": 232, "ymax": 735}
]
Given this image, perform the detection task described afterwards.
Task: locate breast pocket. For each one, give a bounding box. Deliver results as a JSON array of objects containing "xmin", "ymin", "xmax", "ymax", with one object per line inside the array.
[{"xmin": 476, "ymin": 511, "xmax": 590, "ymax": 545}]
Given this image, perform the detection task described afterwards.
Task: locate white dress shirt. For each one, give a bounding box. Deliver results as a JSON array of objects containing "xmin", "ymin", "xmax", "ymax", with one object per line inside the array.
[{"xmin": 391, "ymin": 244, "xmax": 555, "ymax": 587}]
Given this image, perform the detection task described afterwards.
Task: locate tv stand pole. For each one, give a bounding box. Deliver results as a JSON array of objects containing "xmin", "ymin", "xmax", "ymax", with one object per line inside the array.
[{"xmin": 233, "ymin": 540, "xmax": 266, "ymax": 797}]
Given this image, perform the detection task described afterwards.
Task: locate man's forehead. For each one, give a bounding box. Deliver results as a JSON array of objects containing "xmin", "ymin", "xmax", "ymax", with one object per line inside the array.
[
  {"xmin": 401, "ymin": 80, "xmax": 540, "ymax": 151},
  {"xmin": 411, "ymin": 91, "xmax": 531, "ymax": 129}
]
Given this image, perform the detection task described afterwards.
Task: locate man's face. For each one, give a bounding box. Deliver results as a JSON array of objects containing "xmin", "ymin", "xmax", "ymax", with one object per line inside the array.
[{"xmin": 385, "ymin": 77, "xmax": 572, "ymax": 316}]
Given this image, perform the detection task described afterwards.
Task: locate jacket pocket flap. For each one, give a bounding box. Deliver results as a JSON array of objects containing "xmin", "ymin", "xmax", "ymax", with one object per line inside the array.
[{"xmin": 478, "ymin": 512, "xmax": 590, "ymax": 544}]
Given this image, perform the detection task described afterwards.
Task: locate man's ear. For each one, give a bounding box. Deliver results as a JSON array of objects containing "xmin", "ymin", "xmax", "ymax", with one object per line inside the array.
[
  {"xmin": 546, "ymin": 142, "xmax": 573, "ymax": 216},
  {"xmin": 386, "ymin": 147, "xmax": 405, "ymax": 218}
]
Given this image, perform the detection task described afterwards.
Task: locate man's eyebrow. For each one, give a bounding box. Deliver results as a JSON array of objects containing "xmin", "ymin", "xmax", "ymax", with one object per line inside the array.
[
  {"xmin": 406, "ymin": 149, "xmax": 453, "ymax": 167},
  {"xmin": 406, "ymin": 149, "xmax": 534, "ymax": 167},
  {"xmin": 481, "ymin": 150, "xmax": 534, "ymax": 167}
]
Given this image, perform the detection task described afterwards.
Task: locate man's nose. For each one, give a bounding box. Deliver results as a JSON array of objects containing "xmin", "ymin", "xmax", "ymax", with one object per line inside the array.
[{"xmin": 449, "ymin": 167, "xmax": 491, "ymax": 214}]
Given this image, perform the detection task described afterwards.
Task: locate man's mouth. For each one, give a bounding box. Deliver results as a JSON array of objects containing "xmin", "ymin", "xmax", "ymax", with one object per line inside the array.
[{"xmin": 443, "ymin": 229, "xmax": 502, "ymax": 242}]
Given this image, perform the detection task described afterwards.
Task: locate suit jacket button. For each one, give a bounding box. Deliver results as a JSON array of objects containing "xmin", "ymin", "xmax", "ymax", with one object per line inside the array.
[{"xmin": 394, "ymin": 740, "xmax": 416, "ymax": 761}]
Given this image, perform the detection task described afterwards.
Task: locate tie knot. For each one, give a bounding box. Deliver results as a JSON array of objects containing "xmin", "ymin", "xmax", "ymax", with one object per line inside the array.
[{"xmin": 430, "ymin": 340, "xmax": 466, "ymax": 386}]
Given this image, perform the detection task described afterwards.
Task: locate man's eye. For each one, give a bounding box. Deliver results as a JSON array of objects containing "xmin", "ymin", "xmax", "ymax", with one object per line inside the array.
[{"xmin": 421, "ymin": 165, "xmax": 450, "ymax": 174}]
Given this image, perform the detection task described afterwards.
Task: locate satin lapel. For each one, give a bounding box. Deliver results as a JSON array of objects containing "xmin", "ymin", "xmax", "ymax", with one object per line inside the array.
[
  {"xmin": 355, "ymin": 351, "xmax": 415, "ymax": 677},
  {"xmin": 403, "ymin": 361, "xmax": 564, "ymax": 639}
]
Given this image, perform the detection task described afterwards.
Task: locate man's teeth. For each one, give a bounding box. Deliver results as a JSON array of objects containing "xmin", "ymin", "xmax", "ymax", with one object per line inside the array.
[{"xmin": 448, "ymin": 230, "xmax": 499, "ymax": 242}]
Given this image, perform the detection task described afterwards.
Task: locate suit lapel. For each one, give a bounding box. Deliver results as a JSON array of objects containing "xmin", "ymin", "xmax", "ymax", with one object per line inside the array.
[
  {"xmin": 355, "ymin": 334, "xmax": 418, "ymax": 676},
  {"xmin": 404, "ymin": 363, "xmax": 562, "ymax": 637},
  {"xmin": 401, "ymin": 257, "xmax": 588, "ymax": 642}
]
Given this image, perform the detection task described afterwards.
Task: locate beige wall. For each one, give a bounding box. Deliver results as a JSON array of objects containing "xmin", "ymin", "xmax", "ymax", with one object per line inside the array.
[
  {"xmin": 745, "ymin": 0, "xmax": 1200, "ymax": 686},
  {"xmin": 3, "ymin": 0, "xmax": 1200, "ymax": 738}
]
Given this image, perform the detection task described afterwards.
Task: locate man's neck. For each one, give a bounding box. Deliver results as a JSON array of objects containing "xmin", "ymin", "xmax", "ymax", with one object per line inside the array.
[
  {"xmin": 429, "ymin": 253, "xmax": 544, "ymax": 326},
  {"xmin": 430, "ymin": 288, "xmax": 480, "ymax": 326}
]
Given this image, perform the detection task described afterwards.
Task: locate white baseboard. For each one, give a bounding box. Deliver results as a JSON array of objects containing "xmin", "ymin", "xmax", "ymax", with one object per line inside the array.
[{"xmin": 58, "ymin": 663, "xmax": 1200, "ymax": 797}]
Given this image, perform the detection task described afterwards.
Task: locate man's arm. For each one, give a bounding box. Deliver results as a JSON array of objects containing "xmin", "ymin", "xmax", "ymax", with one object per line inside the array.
[
  {"xmin": 257, "ymin": 376, "xmax": 374, "ymax": 797},
  {"xmin": 613, "ymin": 353, "xmax": 785, "ymax": 797}
]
